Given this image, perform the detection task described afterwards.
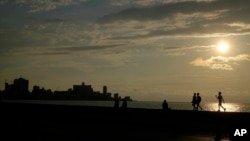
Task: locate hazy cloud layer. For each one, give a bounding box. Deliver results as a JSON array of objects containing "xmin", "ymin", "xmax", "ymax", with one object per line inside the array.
[
  {"xmin": 15, "ymin": 0, "xmax": 88, "ymax": 12},
  {"xmin": 2, "ymin": 0, "xmax": 250, "ymax": 54},
  {"xmin": 0, "ymin": 0, "xmax": 7, "ymax": 5},
  {"xmin": 162, "ymin": 45, "xmax": 213, "ymax": 51},
  {"xmin": 110, "ymin": 0, "xmax": 215, "ymax": 6},
  {"xmin": 97, "ymin": 0, "xmax": 250, "ymax": 42},
  {"xmin": 56, "ymin": 44, "xmax": 125, "ymax": 51},
  {"xmin": 190, "ymin": 54, "xmax": 250, "ymax": 70},
  {"xmin": 99, "ymin": 0, "xmax": 250, "ymax": 23}
]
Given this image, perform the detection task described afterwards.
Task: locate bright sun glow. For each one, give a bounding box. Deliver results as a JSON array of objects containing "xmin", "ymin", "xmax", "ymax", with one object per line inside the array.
[{"xmin": 217, "ymin": 41, "xmax": 229, "ymax": 53}]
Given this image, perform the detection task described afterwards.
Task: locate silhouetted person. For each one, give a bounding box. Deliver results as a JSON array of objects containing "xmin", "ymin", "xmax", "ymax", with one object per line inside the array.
[
  {"xmin": 113, "ymin": 97, "xmax": 119, "ymax": 109},
  {"xmin": 196, "ymin": 93, "xmax": 202, "ymax": 110},
  {"xmin": 162, "ymin": 100, "xmax": 169, "ymax": 110},
  {"xmin": 121, "ymin": 98, "xmax": 127, "ymax": 109},
  {"xmin": 191, "ymin": 93, "xmax": 197, "ymax": 110},
  {"xmin": 215, "ymin": 92, "xmax": 226, "ymax": 112}
]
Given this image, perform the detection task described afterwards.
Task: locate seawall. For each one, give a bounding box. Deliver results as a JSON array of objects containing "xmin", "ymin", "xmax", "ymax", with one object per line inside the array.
[{"xmin": 1, "ymin": 102, "xmax": 250, "ymax": 140}]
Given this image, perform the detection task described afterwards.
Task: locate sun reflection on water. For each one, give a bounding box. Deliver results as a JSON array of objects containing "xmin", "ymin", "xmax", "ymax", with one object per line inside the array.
[{"xmin": 203, "ymin": 102, "xmax": 245, "ymax": 112}]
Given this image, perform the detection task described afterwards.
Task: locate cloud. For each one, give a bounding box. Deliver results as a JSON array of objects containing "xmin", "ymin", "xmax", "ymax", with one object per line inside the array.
[
  {"xmin": 22, "ymin": 22, "xmax": 92, "ymax": 47},
  {"xmin": 210, "ymin": 64, "xmax": 233, "ymax": 70},
  {"xmin": 97, "ymin": 0, "xmax": 250, "ymax": 40},
  {"xmin": 165, "ymin": 52, "xmax": 186, "ymax": 56},
  {"xmin": 190, "ymin": 54, "xmax": 250, "ymax": 70},
  {"xmin": 0, "ymin": 0, "xmax": 7, "ymax": 5},
  {"xmin": 99, "ymin": 0, "xmax": 250, "ymax": 23},
  {"xmin": 31, "ymin": 52, "xmax": 69, "ymax": 56},
  {"xmin": 225, "ymin": 23, "xmax": 250, "ymax": 32},
  {"xmin": 162, "ymin": 45, "xmax": 213, "ymax": 51},
  {"xmin": 30, "ymin": 44, "xmax": 125, "ymax": 55},
  {"xmin": 26, "ymin": 43, "xmax": 128, "ymax": 56},
  {"xmin": 15, "ymin": 0, "xmax": 88, "ymax": 12},
  {"xmin": 96, "ymin": 10, "xmax": 229, "ymax": 44},
  {"xmin": 110, "ymin": 0, "xmax": 215, "ymax": 7},
  {"xmin": 3, "ymin": 0, "xmax": 250, "ymax": 58},
  {"xmin": 56, "ymin": 44, "xmax": 125, "ymax": 52}
]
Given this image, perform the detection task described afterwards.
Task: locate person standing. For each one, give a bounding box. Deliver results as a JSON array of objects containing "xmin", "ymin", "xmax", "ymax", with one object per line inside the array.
[
  {"xmin": 191, "ymin": 93, "xmax": 197, "ymax": 110},
  {"xmin": 113, "ymin": 97, "xmax": 119, "ymax": 109},
  {"xmin": 215, "ymin": 91, "xmax": 226, "ymax": 111},
  {"xmin": 162, "ymin": 99, "xmax": 169, "ymax": 110},
  {"xmin": 121, "ymin": 98, "xmax": 127, "ymax": 109},
  {"xmin": 196, "ymin": 93, "xmax": 202, "ymax": 111}
]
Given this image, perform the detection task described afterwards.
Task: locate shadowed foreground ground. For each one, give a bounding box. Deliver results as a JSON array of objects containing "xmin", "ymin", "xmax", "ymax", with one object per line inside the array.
[{"xmin": 1, "ymin": 102, "xmax": 250, "ymax": 141}]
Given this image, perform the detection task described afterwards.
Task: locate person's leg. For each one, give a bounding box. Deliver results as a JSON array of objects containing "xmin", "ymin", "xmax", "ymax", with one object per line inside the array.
[
  {"xmin": 197, "ymin": 103, "xmax": 201, "ymax": 110},
  {"xmin": 192, "ymin": 103, "xmax": 195, "ymax": 110},
  {"xmin": 219, "ymin": 104, "xmax": 226, "ymax": 111},
  {"xmin": 222, "ymin": 105, "xmax": 226, "ymax": 111}
]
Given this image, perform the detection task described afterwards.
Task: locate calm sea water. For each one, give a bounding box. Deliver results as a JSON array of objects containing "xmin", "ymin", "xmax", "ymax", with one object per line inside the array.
[{"xmin": 3, "ymin": 100, "xmax": 250, "ymax": 112}]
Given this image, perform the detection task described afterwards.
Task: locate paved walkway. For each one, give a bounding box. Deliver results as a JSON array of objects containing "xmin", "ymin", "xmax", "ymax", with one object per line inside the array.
[{"xmin": 172, "ymin": 136, "xmax": 229, "ymax": 141}]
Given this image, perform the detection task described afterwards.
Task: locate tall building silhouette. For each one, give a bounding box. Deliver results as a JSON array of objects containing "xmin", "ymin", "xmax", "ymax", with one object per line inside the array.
[
  {"xmin": 4, "ymin": 77, "xmax": 29, "ymax": 98},
  {"xmin": 73, "ymin": 82, "xmax": 93, "ymax": 94},
  {"xmin": 103, "ymin": 86, "xmax": 107, "ymax": 95},
  {"xmin": 114, "ymin": 93, "xmax": 119, "ymax": 100}
]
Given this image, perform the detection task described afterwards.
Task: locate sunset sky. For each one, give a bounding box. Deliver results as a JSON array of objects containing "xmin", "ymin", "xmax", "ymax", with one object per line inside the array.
[{"xmin": 1, "ymin": 0, "xmax": 250, "ymax": 102}]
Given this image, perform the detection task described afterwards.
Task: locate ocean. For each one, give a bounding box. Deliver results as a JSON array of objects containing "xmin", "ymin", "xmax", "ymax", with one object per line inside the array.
[{"xmin": 3, "ymin": 100, "xmax": 250, "ymax": 112}]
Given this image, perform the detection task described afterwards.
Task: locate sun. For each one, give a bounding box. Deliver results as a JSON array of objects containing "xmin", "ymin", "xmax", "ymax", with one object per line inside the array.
[{"xmin": 217, "ymin": 41, "xmax": 229, "ymax": 53}]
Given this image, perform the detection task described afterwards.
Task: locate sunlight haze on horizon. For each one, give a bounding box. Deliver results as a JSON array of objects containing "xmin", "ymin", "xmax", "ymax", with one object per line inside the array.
[{"xmin": 1, "ymin": 0, "xmax": 250, "ymax": 102}]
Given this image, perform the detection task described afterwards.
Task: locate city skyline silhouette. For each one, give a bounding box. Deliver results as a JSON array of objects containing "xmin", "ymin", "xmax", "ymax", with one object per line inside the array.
[{"xmin": 1, "ymin": 77, "xmax": 132, "ymax": 101}]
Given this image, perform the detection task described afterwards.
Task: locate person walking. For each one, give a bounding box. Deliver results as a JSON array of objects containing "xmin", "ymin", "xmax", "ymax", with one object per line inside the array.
[
  {"xmin": 196, "ymin": 93, "xmax": 202, "ymax": 111},
  {"xmin": 191, "ymin": 93, "xmax": 197, "ymax": 110},
  {"xmin": 215, "ymin": 91, "xmax": 226, "ymax": 112}
]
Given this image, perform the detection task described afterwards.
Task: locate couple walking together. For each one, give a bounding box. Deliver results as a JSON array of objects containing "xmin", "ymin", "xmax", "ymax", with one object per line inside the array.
[{"xmin": 192, "ymin": 93, "xmax": 202, "ymax": 111}]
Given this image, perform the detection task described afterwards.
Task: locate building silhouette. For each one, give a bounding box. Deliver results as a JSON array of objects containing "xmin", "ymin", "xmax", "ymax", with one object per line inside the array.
[
  {"xmin": 114, "ymin": 93, "xmax": 119, "ymax": 100},
  {"xmin": 103, "ymin": 86, "xmax": 107, "ymax": 95},
  {"xmin": 73, "ymin": 82, "xmax": 93, "ymax": 94},
  {"xmin": 4, "ymin": 77, "xmax": 30, "ymax": 99}
]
